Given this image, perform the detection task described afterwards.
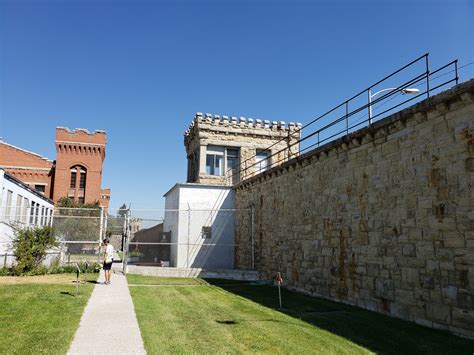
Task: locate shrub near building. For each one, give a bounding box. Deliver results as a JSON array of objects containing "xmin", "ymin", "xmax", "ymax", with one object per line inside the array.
[{"xmin": 12, "ymin": 226, "xmax": 57, "ymax": 275}]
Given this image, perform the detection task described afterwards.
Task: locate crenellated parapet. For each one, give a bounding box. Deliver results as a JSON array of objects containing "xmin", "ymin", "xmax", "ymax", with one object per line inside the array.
[
  {"xmin": 56, "ymin": 127, "xmax": 107, "ymax": 145},
  {"xmin": 184, "ymin": 112, "xmax": 302, "ymax": 150},
  {"xmin": 55, "ymin": 127, "xmax": 107, "ymax": 158}
]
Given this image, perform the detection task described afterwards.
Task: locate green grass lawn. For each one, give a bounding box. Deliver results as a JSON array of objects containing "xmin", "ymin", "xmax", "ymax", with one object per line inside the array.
[
  {"xmin": 0, "ymin": 273, "xmax": 97, "ymax": 355},
  {"xmin": 127, "ymin": 274, "xmax": 474, "ymax": 354}
]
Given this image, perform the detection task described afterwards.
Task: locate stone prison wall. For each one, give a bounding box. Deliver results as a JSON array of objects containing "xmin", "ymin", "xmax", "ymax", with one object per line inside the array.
[{"xmin": 234, "ymin": 79, "xmax": 474, "ymax": 337}]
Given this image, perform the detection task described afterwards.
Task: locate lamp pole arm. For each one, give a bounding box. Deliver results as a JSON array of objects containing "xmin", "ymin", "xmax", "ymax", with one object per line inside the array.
[
  {"xmin": 368, "ymin": 87, "xmax": 411, "ymax": 124},
  {"xmin": 369, "ymin": 87, "xmax": 400, "ymax": 99}
]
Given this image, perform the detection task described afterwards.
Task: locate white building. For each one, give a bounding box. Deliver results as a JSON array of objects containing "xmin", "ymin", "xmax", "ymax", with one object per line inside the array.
[
  {"xmin": 0, "ymin": 169, "xmax": 55, "ymax": 266},
  {"xmin": 163, "ymin": 183, "xmax": 234, "ymax": 269}
]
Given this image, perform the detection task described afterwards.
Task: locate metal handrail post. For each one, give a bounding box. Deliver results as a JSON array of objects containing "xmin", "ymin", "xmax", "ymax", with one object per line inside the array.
[
  {"xmin": 455, "ymin": 60, "xmax": 459, "ymax": 85},
  {"xmin": 368, "ymin": 88, "xmax": 373, "ymax": 124},
  {"xmin": 345, "ymin": 101, "xmax": 349, "ymax": 134},
  {"xmin": 425, "ymin": 53, "xmax": 430, "ymax": 98}
]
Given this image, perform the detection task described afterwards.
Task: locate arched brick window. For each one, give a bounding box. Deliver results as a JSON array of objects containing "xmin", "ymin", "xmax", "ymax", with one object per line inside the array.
[{"xmin": 69, "ymin": 165, "xmax": 87, "ymax": 204}]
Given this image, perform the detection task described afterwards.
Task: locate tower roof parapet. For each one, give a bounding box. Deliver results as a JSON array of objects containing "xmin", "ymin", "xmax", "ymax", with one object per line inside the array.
[
  {"xmin": 185, "ymin": 112, "xmax": 302, "ymax": 138},
  {"xmin": 56, "ymin": 127, "xmax": 107, "ymax": 145}
]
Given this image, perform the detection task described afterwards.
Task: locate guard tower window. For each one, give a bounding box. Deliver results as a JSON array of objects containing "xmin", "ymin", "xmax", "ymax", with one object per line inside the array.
[
  {"xmin": 256, "ymin": 149, "xmax": 270, "ymax": 173},
  {"xmin": 205, "ymin": 146, "xmax": 240, "ymax": 181},
  {"xmin": 226, "ymin": 148, "xmax": 239, "ymax": 184},
  {"xmin": 206, "ymin": 146, "xmax": 224, "ymax": 176}
]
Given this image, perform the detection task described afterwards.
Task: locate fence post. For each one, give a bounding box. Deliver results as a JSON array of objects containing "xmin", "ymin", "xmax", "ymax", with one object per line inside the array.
[
  {"xmin": 99, "ymin": 207, "xmax": 104, "ymax": 241},
  {"xmin": 186, "ymin": 205, "xmax": 191, "ymax": 269},
  {"xmin": 104, "ymin": 211, "xmax": 108, "ymax": 240},
  {"xmin": 122, "ymin": 209, "xmax": 131, "ymax": 275},
  {"xmin": 251, "ymin": 205, "xmax": 255, "ymax": 270},
  {"xmin": 98, "ymin": 207, "xmax": 104, "ymax": 264}
]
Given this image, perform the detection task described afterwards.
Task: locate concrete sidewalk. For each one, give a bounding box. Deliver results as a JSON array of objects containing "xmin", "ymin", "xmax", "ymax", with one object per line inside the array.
[{"xmin": 68, "ymin": 267, "xmax": 146, "ymax": 354}]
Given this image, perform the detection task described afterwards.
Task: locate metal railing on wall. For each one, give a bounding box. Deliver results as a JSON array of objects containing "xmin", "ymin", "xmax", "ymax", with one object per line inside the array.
[{"xmin": 229, "ymin": 53, "xmax": 460, "ymax": 183}]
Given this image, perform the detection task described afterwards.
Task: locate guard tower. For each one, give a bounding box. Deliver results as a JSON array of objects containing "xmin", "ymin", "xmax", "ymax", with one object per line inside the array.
[{"xmin": 184, "ymin": 113, "xmax": 301, "ymax": 185}]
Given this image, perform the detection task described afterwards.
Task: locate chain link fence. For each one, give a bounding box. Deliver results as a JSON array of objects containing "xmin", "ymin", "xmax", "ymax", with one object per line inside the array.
[
  {"xmin": 124, "ymin": 208, "xmax": 254, "ymax": 272},
  {"xmin": 1, "ymin": 205, "xmax": 254, "ymax": 273}
]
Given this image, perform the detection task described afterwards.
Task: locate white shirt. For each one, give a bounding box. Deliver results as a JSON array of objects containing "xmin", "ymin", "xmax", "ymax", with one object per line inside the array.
[{"xmin": 106, "ymin": 244, "xmax": 114, "ymax": 260}]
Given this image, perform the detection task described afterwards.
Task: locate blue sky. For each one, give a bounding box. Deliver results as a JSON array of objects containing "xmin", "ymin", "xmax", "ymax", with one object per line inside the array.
[{"xmin": 1, "ymin": 0, "xmax": 473, "ymax": 212}]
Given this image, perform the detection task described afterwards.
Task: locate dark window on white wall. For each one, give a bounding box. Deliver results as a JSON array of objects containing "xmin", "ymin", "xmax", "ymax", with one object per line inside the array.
[{"xmin": 202, "ymin": 226, "xmax": 212, "ymax": 239}]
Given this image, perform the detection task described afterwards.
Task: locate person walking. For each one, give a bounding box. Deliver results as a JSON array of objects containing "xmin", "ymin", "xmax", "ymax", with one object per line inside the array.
[{"xmin": 103, "ymin": 238, "xmax": 114, "ymax": 285}]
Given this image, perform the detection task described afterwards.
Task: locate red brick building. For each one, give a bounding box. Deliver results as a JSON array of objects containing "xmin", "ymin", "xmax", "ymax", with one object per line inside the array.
[{"xmin": 0, "ymin": 127, "xmax": 110, "ymax": 207}]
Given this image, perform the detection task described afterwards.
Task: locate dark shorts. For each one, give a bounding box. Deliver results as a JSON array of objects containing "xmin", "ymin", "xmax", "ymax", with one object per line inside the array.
[{"xmin": 103, "ymin": 262, "xmax": 112, "ymax": 270}]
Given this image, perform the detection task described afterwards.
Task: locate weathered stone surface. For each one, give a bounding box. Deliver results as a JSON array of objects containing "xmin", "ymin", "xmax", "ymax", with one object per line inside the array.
[
  {"xmin": 451, "ymin": 308, "xmax": 474, "ymax": 331},
  {"xmin": 234, "ymin": 80, "xmax": 474, "ymax": 337},
  {"xmin": 428, "ymin": 303, "xmax": 451, "ymax": 324}
]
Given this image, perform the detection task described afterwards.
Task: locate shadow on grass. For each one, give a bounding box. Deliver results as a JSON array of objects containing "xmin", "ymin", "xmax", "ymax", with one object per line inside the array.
[
  {"xmin": 205, "ymin": 280, "xmax": 474, "ymax": 355},
  {"xmin": 215, "ymin": 320, "xmax": 237, "ymax": 325},
  {"xmin": 60, "ymin": 291, "xmax": 75, "ymax": 297}
]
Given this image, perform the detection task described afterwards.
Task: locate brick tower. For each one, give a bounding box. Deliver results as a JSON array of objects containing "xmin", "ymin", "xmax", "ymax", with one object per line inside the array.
[{"xmin": 53, "ymin": 127, "xmax": 110, "ymax": 207}]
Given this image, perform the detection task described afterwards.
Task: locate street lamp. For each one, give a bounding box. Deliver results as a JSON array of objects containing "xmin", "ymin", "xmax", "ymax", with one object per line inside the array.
[{"xmin": 368, "ymin": 87, "xmax": 420, "ymax": 123}]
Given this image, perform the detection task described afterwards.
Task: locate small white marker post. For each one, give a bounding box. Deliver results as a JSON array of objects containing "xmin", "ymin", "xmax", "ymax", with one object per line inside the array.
[
  {"xmin": 83, "ymin": 259, "xmax": 89, "ymax": 283},
  {"xmin": 75, "ymin": 263, "xmax": 81, "ymax": 295},
  {"xmin": 276, "ymin": 272, "xmax": 283, "ymax": 309}
]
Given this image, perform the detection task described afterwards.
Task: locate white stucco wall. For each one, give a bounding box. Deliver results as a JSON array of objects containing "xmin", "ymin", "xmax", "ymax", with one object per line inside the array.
[
  {"xmin": 163, "ymin": 183, "xmax": 235, "ymax": 269},
  {"xmin": 0, "ymin": 169, "xmax": 55, "ymax": 265}
]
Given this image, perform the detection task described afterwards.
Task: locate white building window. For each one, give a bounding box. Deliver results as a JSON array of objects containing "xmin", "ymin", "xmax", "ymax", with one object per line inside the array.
[
  {"xmin": 35, "ymin": 203, "xmax": 39, "ymax": 225},
  {"xmin": 15, "ymin": 195, "xmax": 23, "ymax": 222},
  {"xmin": 41, "ymin": 206, "xmax": 45, "ymax": 226},
  {"xmin": 5, "ymin": 190, "xmax": 13, "ymax": 221},
  {"xmin": 30, "ymin": 201, "xmax": 36, "ymax": 225},
  {"xmin": 256, "ymin": 149, "xmax": 270, "ymax": 173},
  {"xmin": 22, "ymin": 198, "xmax": 29, "ymax": 223}
]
